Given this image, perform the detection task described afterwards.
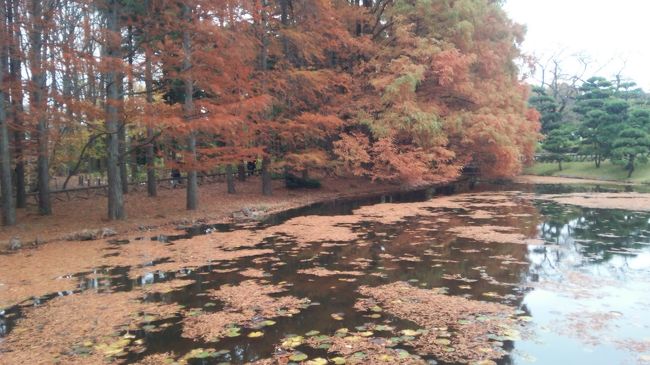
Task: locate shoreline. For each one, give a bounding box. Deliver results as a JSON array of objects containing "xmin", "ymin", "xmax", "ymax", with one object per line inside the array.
[
  {"xmin": 0, "ymin": 176, "xmax": 456, "ymax": 250},
  {"xmin": 512, "ymin": 175, "xmax": 638, "ymax": 186}
]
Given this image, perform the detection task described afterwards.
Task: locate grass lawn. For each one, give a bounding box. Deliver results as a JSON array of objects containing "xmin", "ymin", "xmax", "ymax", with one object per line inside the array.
[{"xmin": 524, "ymin": 160, "xmax": 650, "ymax": 184}]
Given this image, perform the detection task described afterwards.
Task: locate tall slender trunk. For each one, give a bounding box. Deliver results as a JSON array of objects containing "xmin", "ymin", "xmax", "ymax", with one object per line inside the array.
[
  {"xmin": 31, "ymin": 0, "xmax": 51, "ymax": 215},
  {"xmin": 260, "ymin": 0, "xmax": 272, "ymax": 196},
  {"xmin": 183, "ymin": 4, "xmax": 197, "ymax": 210},
  {"xmin": 144, "ymin": 45, "xmax": 157, "ymax": 197},
  {"xmin": 118, "ymin": 76, "xmax": 128, "ymax": 193},
  {"xmin": 8, "ymin": 0, "xmax": 25, "ymax": 208},
  {"xmin": 119, "ymin": 25, "xmax": 136, "ymax": 194},
  {"xmin": 279, "ymin": 0, "xmax": 290, "ymax": 63},
  {"xmin": 260, "ymin": 0, "xmax": 268, "ymax": 71},
  {"xmin": 226, "ymin": 165, "xmax": 235, "ymax": 194},
  {"xmin": 0, "ymin": 3, "xmax": 16, "ymax": 225},
  {"xmin": 105, "ymin": 0, "xmax": 124, "ymax": 220},
  {"xmin": 83, "ymin": 6, "xmax": 96, "ymax": 104},
  {"xmin": 262, "ymin": 156, "xmax": 272, "ymax": 196},
  {"xmin": 237, "ymin": 163, "xmax": 246, "ymax": 181}
]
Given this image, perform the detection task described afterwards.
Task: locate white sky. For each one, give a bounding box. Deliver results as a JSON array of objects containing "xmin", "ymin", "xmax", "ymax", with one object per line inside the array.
[{"xmin": 503, "ymin": 0, "xmax": 650, "ymax": 91}]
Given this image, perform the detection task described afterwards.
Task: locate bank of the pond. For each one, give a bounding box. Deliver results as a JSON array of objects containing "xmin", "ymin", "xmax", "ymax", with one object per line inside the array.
[
  {"xmin": 0, "ymin": 176, "xmax": 421, "ymax": 249},
  {"xmin": 524, "ymin": 161, "xmax": 650, "ymax": 184},
  {"xmin": 514, "ymin": 175, "xmax": 637, "ymax": 186}
]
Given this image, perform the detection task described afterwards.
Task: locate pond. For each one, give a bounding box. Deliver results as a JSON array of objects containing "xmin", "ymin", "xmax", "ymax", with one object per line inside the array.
[{"xmin": 1, "ymin": 181, "xmax": 649, "ymax": 364}]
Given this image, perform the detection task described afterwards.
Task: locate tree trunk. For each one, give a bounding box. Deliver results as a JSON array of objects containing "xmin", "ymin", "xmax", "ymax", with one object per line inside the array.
[
  {"xmin": 558, "ymin": 159, "xmax": 562, "ymax": 171},
  {"xmin": 237, "ymin": 163, "xmax": 246, "ymax": 181},
  {"xmin": 226, "ymin": 165, "xmax": 236, "ymax": 194},
  {"xmin": 260, "ymin": 0, "xmax": 269, "ymax": 70},
  {"xmin": 118, "ymin": 77, "xmax": 128, "ymax": 194},
  {"xmin": 0, "ymin": 5, "xmax": 16, "ymax": 225},
  {"xmin": 183, "ymin": 4, "xmax": 198, "ymax": 210},
  {"xmin": 144, "ymin": 45, "xmax": 157, "ymax": 197},
  {"xmin": 627, "ymin": 155, "xmax": 635, "ymax": 178},
  {"xmin": 83, "ymin": 7, "xmax": 96, "ymax": 104},
  {"xmin": 260, "ymin": 1, "xmax": 273, "ymax": 196},
  {"xmin": 279, "ymin": 0, "xmax": 291, "ymax": 63},
  {"xmin": 262, "ymin": 156, "xmax": 272, "ymax": 196},
  {"xmin": 105, "ymin": 0, "xmax": 124, "ymax": 220},
  {"xmin": 8, "ymin": 0, "xmax": 25, "ymax": 209},
  {"xmin": 31, "ymin": 0, "xmax": 51, "ymax": 215}
]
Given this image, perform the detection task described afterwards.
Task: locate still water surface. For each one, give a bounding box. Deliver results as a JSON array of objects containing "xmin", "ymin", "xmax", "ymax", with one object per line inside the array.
[{"xmin": 2, "ymin": 182, "xmax": 649, "ymax": 364}]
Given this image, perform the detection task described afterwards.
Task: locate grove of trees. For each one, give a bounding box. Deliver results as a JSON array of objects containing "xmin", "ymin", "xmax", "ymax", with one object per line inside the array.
[
  {"xmin": 531, "ymin": 75, "xmax": 650, "ymax": 177},
  {"xmin": 0, "ymin": 0, "xmax": 541, "ymax": 226}
]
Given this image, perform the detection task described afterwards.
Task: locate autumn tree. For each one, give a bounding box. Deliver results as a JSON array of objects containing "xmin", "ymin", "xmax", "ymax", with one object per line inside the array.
[
  {"xmin": 335, "ymin": 0, "xmax": 539, "ymax": 183},
  {"xmin": 100, "ymin": 0, "xmax": 125, "ymax": 219}
]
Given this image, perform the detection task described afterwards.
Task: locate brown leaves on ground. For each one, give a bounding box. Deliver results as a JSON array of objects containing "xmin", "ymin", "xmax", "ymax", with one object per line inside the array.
[
  {"xmin": 0, "ymin": 290, "xmax": 180, "ymax": 364},
  {"xmin": 0, "ymin": 176, "xmax": 395, "ymax": 248},
  {"xmin": 182, "ymin": 280, "xmax": 309, "ymax": 342},
  {"xmin": 356, "ymin": 282, "xmax": 524, "ymax": 364}
]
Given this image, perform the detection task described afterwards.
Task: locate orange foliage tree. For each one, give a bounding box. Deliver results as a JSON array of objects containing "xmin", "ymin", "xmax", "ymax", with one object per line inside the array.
[{"xmin": 0, "ymin": 0, "xmax": 541, "ymax": 225}]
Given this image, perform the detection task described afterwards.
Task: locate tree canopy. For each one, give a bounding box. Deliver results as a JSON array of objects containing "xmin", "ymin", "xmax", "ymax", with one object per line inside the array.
[{"xmin": 0, "ymin": 0, "xmax": 540, "ymax": 225}]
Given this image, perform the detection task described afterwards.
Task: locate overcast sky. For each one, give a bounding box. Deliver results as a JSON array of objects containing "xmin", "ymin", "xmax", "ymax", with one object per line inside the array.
[{"xmin": 503, "ymin": 0, "xmax": 650, "ymax": 91}]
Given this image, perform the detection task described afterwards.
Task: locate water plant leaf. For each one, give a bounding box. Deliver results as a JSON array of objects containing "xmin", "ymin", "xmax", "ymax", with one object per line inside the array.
[
  {"xmin": 375, "ymin": 325, "xmax": 394, "ymax": 331},
  {"xmin": 225, "ymin": 327, "xmax": 241, "ymax": 338},
  {"xmin": 248, "ymin": 331, "xmax": 264, "ymax": 338},
  {"xmin": 306, "ymin": 358, "xmax": 328, "ymax": 365},
  {"xmin": 289, "ymin": 352, "xmax": 308, "ymax": 361},
  {"xmin": 400, "ymin": 329, "xmax": 420, "ymax": 336},
  {"xmin": 331, "ymin": 313, "xmax": 344, "ymax": 321},
  {"xmin": 281, "ymin": 336, "xmax": 304, "ymax": 348},
  {"xmin": 331, "ymin": 356, "xmax": 346, "ymax": 364}
]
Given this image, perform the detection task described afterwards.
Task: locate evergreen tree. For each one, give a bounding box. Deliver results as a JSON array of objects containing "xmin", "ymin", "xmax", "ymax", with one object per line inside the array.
[
  {"xmin": 543, "ymin": 125, "xmax": 578, "ymax": 171},
  {"xmin": 612, "ymin": 108, "xmax": 650, "ymax": 178}
]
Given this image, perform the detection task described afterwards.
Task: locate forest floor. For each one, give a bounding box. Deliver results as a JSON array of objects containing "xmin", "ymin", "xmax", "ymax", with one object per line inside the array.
[
  {"xmin": 0, "ymin": 176, "xmax": 399, "ymax": 249},
  {"xmin": 524, "ymin": 161, "xmax": 650, "ymax": 184}
]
